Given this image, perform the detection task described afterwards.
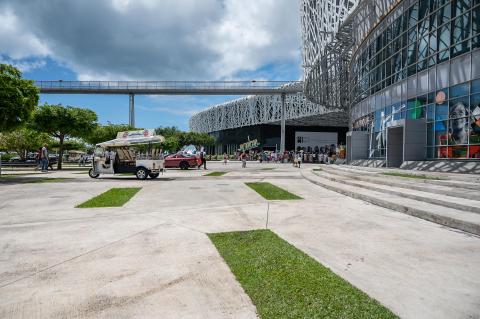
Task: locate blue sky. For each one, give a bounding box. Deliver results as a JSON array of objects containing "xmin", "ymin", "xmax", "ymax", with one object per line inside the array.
[{"xmin": 1, "ymin": 0, "xmax": 302, "ymax": 130}]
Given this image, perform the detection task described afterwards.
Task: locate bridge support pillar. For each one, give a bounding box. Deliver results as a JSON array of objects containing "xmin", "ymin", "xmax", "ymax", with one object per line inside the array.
[
  {"xmin": 129, "ymin": 93, "xmax": 135, "ymax": 127},
  {"xmin": 280, "ymin": 93, "xmax": 286, "ymax": 154}
]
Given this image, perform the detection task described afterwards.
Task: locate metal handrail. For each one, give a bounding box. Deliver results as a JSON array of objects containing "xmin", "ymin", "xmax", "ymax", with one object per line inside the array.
[{"xmin": 35, "ymin": 80, "xmax": 301, "ymax": 90}]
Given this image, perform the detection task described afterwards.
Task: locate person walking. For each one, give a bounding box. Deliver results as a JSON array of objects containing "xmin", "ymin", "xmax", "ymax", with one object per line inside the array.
[
  {"xmin": 297, "ymin": 152, "xmax": 302, "ymax": 168},
  {"xmin": 41, "ymin": 145, "xmax": 49, "ymax": 172},
  {"xmin": 201, "ymin": 150, "xmax": 207, "ymax": 170},
  {"xmin": 223, "ymin": 153, "xmax": 228, "ymax": 165},
  {"xmin": 241, "ymin": 151, "xmax": 247, "ymax": 168}
]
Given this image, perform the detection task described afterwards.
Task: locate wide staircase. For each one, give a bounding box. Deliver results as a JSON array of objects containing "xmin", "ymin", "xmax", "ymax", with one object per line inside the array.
[{"xmin": 302, "ymin": 165, "xmax": 480, "ymax": 236}]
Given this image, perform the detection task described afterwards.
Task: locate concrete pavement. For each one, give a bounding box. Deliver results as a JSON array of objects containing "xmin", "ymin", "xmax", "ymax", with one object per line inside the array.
[{"xmin": 0, "ymin": 162, "xmax": 479, "ymax": 318}]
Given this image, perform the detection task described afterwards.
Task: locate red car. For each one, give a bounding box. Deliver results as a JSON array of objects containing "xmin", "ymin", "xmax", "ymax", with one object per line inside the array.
[{"xmin": 164, "ymin": 153, "xmax": 201, "ymax": 170}]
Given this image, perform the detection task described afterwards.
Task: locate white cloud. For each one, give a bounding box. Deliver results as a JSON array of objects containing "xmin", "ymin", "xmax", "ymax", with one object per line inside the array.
[
  {"xmin": 0, "ymin": 8, "xmax": 50, "ymax": 59},
  {"xmin": 0, "ymin": 0, "xmax": 301, "ymax": 80}
]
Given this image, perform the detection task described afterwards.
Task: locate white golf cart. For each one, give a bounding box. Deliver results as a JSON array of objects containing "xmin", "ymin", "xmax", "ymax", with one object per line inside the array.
[{"xmin": 88, "ymin": 129, "xmax": 165, "ymax": 180}]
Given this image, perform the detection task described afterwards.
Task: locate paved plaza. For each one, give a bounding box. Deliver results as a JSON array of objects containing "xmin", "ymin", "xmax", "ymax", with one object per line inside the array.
[{"xmin": 0, "ymin": 162, "xmax": 479, "ymax": 318}]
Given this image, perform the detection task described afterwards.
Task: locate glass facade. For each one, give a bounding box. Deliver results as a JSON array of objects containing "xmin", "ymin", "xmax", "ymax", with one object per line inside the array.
[{"xmin": 350, "ymin": 0, "xmax": 480, "ymax": 159}]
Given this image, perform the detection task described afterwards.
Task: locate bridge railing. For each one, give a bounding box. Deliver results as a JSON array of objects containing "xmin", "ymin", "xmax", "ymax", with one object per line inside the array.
[{"xmin": 35, "ymin": 80, "xmax": 303, "ymax": 90}]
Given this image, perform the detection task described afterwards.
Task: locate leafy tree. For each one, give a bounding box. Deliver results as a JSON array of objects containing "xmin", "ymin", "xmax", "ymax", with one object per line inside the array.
[
  {"xmin": 31, "ymin": 104, "xmax": 98, "ymax": 169},
  {"xmin": 49, "ymin": 139, "xmax": 87, "ymax": 152},
  {"xmin": 0, "ymin": 127, "xmax": 52, "ymax": 160},
  {"xmin": 155, "ymin": 126, "xmax": 182, "ymax": 138},
  {"xmin": 85, "ymin": 123, "xmax": 137, "ymax": 145},
  {"xmin": 162, "ymin": 135, "xmax": 180, "ymax": 152},
  {"xmin": 0, "ymin": 64, "xmax": 39, "ymax": 131},
  {"xmin": 154, "ymin": 126, "xmax": 215, "ymax": 152}
]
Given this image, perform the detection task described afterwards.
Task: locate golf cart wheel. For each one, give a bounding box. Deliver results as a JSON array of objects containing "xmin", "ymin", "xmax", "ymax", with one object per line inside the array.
[
  {"xmin": 136, "ymin": 167, "xmax": 148, "ymax": 180},
  {"xmin": 180, "ymin": 161, "xmax": 189, "ymax": 170},
  {"xmin": 149, "ymin": 173, "xmax": 159, "ymax": 179},
  {"xmin": 88, "ymin": 168, "xmax": 100, "ymax": 178}
]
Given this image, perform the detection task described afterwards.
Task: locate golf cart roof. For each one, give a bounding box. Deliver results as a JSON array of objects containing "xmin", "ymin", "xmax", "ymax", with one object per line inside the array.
[{"xmin": 96, "ymin": 129, "xmax": 165, "ymax": 148}]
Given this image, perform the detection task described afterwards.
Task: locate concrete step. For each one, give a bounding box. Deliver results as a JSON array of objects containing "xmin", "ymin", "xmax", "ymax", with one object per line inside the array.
[
  {"xmin": 319, "ymin": 166, "xmax": 479, "ymax": 201},
  {"xmin": 336, "ymin": 165, "xmax": 480, "ymax": 188},
  {"xmin": 316, "ymin": 170, "xmax": 480, "ymax": 215},
  {"xmin": 302, "ymin": 169, "xmax": 480, "ymax": 236},
  {"xmin": 332, "ymin": 165, "xmax": 480, "ymax": 190}
]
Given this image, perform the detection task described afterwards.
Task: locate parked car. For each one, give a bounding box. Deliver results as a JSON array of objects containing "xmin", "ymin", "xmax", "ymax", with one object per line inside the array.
[{"xmin": 164, "ymin": 153, "xmax": 200, "ymax": 170}]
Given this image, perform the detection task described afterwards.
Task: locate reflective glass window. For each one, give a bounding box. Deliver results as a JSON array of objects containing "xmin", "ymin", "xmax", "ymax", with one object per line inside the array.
[
  {"xmin": 426, "ymin": 146, "xmax": 435, "ymax": 158},
  {"xmin": 470, "ymin": 94, "xmax": 480, "ymax": 144},
  {"xmin": 436, "ymin": 102, "xmax": 449, "ymax": 120},
  {"xmin": 450, "ymin": 146, "xmax": 469, "ymax": 157},
  {"xmin": 408, "ymin": 43, "xmax": 418, "ymax": 65},
  {"xmin": 430, "ymin": 11, "xmax": 438, "ymax": 29},
  {"xmin": 427, "ymin": 103, "xmax": 436, "ymax": 120},
  {"xmin": 437, "ymin": 23, "xmax": 451, "ymax": 62},
  {"xmin": 472, "ymin": 79, "xmax": 480, "ymax": 93},
  {"xmin": 450, "ymin": 83, "xmax": 469, "ymax": 97},
  {"xmin": 420, "ymin": 0, "xmax": 430, "ymax": 17},
  {"xmin": 451, "ymin": 13, "xmax": 471, "ymax": 57},
  {"xmin": 453, "ymin": 0, "xmax": 472, "ymax": 17},
  {"xmin": 419, "ymin": 18, "xmax": 429, "ymax": 37},
  {"xmin": 473, "ymin": 6, "xmax": 480, "ymax": 48},
  {"xmin": 435, "ymin": 120, "xmax": 449, "ymax": 145},
  {"xmin": 429, "ymin": 31, "xmax": 437, "ymax": 54},
  {"xmin": 409, "ymin": 3, "xmax": 419, "ymax": 28},
  {"xmin": 427, "ymin": 123, "xmax": 435, "ymax": 145},
  {"xmin": 448, "ymin": 98, "xmax": 470, "ymax": 145},
  {"xmin": 408, "ymin": 27, "xmax": 417, "ymax": 45},
  {"xmin": 469, "ymin": 145, "xmax": 480, "ymax": 158},
  {"xmin": 438, "ymin": 3, "xmax": 451, "ymax": 25}
]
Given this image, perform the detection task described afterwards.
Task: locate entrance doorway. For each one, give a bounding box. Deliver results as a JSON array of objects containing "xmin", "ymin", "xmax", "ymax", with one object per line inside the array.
[{"xmin": 387, "ymin": 126, "xmax": 404, "ymax": 168}]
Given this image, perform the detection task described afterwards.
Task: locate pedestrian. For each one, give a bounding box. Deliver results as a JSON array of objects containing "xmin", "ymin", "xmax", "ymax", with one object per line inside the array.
[
  {"xmin": 201, "ymin": 150, "xmax": 207, "ymax": 170},
  {"xmin": 241, "ymin": 151, "xmax": 247, "ymax": 168},
  {"xmin": 297, "ymin": 152, "xmax": 302, "ymax": 168},
  {"xmin": 41, "ymin": 145, "xmax": 49, "ymax": 172},
  {"xmin": 223, "ymin": 152, "xmax": 228, "ymax": 165}
]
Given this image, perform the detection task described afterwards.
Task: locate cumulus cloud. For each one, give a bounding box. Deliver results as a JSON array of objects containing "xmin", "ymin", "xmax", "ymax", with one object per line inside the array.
[{"xmin": 0, "ymin": 0, "xmax": 301, "ymax": 80}]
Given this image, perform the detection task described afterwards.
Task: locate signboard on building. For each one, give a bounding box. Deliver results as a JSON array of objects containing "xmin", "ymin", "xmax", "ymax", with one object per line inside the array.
[
  {"xmin": 239, "ymin": 139, "xmax": 260, "ymax": 151},
  {"xmin": 116, "ymin": 129, "xmax": 154, "ymax": 139}
]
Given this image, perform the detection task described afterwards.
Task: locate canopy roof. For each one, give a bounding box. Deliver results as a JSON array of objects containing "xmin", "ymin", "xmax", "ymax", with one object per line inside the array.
[{"xmin": 97, "ymin": 135, "xmax": 165, "ymax": 148}]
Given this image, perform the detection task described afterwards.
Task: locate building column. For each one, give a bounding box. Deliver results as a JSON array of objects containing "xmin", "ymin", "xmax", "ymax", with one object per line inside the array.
[
  {"xmin": 129, "ymin": 93, "xmax": 135, "ymax": 127},
  {"xmin": 280, "ymin": 93, "xmax": 286, "ymax": 154}
]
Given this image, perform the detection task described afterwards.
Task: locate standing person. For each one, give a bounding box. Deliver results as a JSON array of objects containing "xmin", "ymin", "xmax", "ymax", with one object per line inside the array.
[
  {"xmin": 41, "ymin": 145, "xmax": 49, "ymax": 172},
  {"xmin": 223, "ymin": 152, "xmax": 228, "ymax": 165},
  {"xmin": 241, "ymin": 151, "xmax": 247, "ymax": 168},
  {"xmin": 201, "ymin": 150, "xmax": 207, "ymax": 170},
  {"xmin": 297, "ymin": 152, "xmax": 302, "ymax": 168}
]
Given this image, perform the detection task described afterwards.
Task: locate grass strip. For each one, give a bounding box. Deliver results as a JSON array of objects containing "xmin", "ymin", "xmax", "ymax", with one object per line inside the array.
[
  {"xmin": 205, "ymin": 171, "xmax": 227, "ymax": 176},
  {"xmin": 245, "ymin": 182, "xmax": 301, "ymax": 200},
  {"xmin": 260, "ymin": 167, "xmax": 276, "ymax": 171},
  {"xmin": 76, "ymin": 187, "xmax": 141, "ymax": 208},
  {"xmin": 381, "ymin": 172, "xmax": 442, "ymax": 180},
  {"xmin": 313, "ymin": 168, "xmax": 323, "ymax": 171},
  {"xmin": 209, "ymin": 230, "xmax": 398, "ymax": 319}
]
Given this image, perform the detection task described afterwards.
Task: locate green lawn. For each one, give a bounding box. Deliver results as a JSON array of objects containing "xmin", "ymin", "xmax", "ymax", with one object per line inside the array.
[
  {"xmin": 209, "ymin": 230, "xmax": 398, "ymax": 319},
  {"xmin": 76, "ymin": 187, "xmax": 141, "ymax": 208},
  {"xmin": 381, "ymin": 172, "xmax": 442, "ymax": 180},
  {"xmin": 260, "ymin": 167, "xmax": 276, "ymax": 171},
  {"xmin": 205, "ymin": 171, "xmax": 228, "ymax": 176},
  {"xmin": 245, "ymin": 182, "xmax": 301, "ymax": 200}
]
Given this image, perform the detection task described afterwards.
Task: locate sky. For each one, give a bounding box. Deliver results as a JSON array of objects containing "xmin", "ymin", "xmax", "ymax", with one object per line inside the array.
[{"xmin": 0, "ymin": 0, "xmax": 303, "ymax": 130}]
